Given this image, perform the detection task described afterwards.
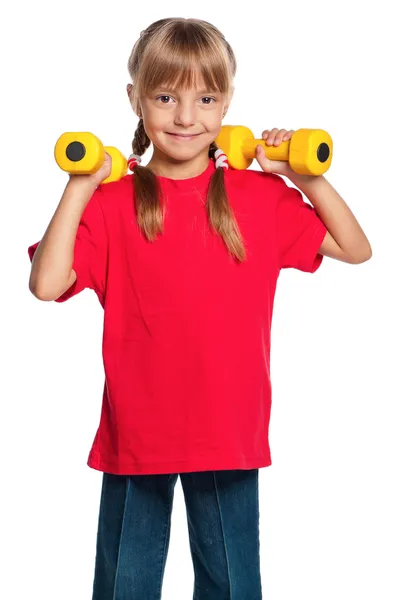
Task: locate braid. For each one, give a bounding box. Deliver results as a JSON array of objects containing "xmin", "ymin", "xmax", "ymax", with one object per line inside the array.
[
  {"xmin": 132, "ymin": 118, "xmax": 151, "ymax": 156},
  {"xmin": 208, "ymin": 140, "xmax": 219, "ymax": 160},
  {"xmin": 130, "ymin": 119, "xmax": 164, "ymax": 240},
  {"xmin": 206, "ymin": 141, "xmax": 246, "ymax": 262}
]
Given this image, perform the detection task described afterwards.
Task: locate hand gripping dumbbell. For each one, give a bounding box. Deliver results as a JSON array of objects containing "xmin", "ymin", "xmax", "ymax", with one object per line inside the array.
[
  {"xmin": 216, "ymin": 125, "xmax": 333, "ymax": 175},
  {"xmin": 54, "ymin": 132, "xmax": 128, "ymax": 184}
]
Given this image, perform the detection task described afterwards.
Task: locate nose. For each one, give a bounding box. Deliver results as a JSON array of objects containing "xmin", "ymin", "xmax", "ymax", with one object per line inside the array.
[{"xmin": 174, "ymin": 103, "xmax": 197, "ymax": 128}]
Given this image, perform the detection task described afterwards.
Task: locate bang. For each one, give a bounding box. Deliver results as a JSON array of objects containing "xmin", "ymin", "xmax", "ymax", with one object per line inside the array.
[{"xmin": 137, "ymin": 33, "xmax": 232, "ymax": 97}]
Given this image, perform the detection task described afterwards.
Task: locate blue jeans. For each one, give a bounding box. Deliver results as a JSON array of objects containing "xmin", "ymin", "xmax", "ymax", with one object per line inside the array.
[{"xmin": 91, "ymin": 469, "xmax": 263, "ymax": 599}]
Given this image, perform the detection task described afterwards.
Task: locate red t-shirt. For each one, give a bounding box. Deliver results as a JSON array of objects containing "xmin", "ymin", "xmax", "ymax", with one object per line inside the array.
[{"xmin": 28, "ymin": 158, "xmax": 327, "ymax": 475}]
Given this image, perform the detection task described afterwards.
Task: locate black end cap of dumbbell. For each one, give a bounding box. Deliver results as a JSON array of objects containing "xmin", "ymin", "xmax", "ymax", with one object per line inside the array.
[
  {"xmin": 317, "ymin": 143, "xmax": 330, "ymax": 163},
  {"xmin": 66, "ymin": 141, "xmax": 86, "ymax": 162}
]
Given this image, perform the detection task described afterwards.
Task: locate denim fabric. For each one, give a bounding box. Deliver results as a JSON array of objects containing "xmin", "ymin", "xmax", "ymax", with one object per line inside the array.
[{"xmin": 92, "ymin": 469, "xmax": 263, "ymax": 599}]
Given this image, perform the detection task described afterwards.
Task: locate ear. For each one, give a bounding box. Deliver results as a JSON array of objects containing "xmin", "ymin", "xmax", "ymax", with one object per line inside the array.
[
  {"xmin": 223, "ymin": 87, "xmax": 234, "ymax": 117},
  {"xmin": 127, "ymin": 84, "xmax": 141, "ymax": 117}
]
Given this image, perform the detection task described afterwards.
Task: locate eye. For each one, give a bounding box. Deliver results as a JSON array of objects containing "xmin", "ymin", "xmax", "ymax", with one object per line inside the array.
[
  {"xmin": 156, "ymin": 95, "xmax": 173, "ymax": 104},
  {"xmin": 201, "ymin": 97, "xmax": 216, "ymax": 105}
]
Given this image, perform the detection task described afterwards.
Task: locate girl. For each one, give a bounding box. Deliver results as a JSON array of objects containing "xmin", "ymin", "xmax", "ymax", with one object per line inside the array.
[{"xmin": 28, "ymin": 17, "xmax": 371, "ymax": 600}]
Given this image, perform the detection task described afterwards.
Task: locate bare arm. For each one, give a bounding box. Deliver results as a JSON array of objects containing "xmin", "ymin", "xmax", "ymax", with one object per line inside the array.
[
  {"xmin": 29, "ymin": 151, "xmax": 112, "ymax": 301},
  {"xmin": 29, "ymin": 176, "xmax": 99, "ymax": 301},
  {"xmin": 288, "ymin": 173, "xmax": 372, "ymax": 264}
]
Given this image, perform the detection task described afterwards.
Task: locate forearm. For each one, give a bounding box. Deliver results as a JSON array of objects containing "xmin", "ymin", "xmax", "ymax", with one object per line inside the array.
[
  {"xmin": 29, "ymin": 177, "xmax": 97, "ymax": 299},
  {"xmin": 289, "ymin": 173, "xmax": 372, "ymax": 262}
]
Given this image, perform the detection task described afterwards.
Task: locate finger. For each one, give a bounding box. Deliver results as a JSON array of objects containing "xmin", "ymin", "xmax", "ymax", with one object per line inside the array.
[
  {"xmin": 274, "ymin": 129, "xmax": 288, "ymax": 146},
  {"xmin": 261, "ymin": 130, "xmax": 270, "ymax": 140},
  {"xmin": 283, "ymin": 129, "xmax": 295, "ymax": 141},
  {"xmin": 266, "ymin": 128, "xmax": 279, "ymax": 145},
  {"xmin": 256, "ymin": 148, "xmax": 273, "ymax": 172}
]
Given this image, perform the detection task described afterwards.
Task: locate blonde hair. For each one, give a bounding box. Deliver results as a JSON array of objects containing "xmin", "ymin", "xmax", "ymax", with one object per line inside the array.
[{"xmin": 127, "ymin": 17, "xmax": 246, "ymax": 261}]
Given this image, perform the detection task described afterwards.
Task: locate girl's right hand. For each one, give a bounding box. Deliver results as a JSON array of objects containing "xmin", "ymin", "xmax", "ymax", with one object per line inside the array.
[{"xmin": 69, "ymin": 151, "xmax": 112, "ymax": 188}]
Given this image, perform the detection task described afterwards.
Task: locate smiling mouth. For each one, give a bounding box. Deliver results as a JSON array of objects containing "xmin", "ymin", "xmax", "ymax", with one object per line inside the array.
[{"xmin": 167, "ymin": 133, "xmax": 202, "ymax": 138}]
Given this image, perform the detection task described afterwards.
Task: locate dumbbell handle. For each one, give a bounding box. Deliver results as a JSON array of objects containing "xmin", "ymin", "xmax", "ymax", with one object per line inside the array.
[{"xmin": 242, "ymin": 138, "xmax": 290, "ymax": 161}]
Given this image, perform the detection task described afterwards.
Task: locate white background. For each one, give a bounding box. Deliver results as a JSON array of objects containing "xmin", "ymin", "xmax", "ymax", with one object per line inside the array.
[{"xmin": 2, "ymin": 1, "xmax": 392, "ymax": 598}]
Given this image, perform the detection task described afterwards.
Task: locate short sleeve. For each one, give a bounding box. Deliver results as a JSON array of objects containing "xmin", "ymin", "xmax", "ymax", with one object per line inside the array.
[
  {"xmin": 274, "ymin": 175, "xmax": 327, "ymax": 273},
  {"xmin": 28, "ymin": 185, "xmax": 108, "ymax": 303}
]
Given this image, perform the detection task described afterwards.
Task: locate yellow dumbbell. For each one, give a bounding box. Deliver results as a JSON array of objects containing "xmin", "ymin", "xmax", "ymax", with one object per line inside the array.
[
  {"xmin": 54, "ymin": 132, "xmax": 128, "ymax": 184},
  {"xmin": 215, "ymin": 125, "xmax": 333, "ymax": 176}
]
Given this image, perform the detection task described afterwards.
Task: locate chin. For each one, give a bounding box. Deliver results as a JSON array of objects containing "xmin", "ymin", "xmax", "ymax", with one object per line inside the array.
[{"xmin": 163, "ymin": 142, "xmax": 204, "ymax": 154}]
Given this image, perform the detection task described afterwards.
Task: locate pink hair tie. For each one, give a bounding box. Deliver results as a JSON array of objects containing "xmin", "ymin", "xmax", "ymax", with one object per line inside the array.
[
  {"xmin": 127, "ymin": 153, "xmax": 142, "ymax": 171},
  {"xmin": 214, "ymin": 148, "xmax": 229, "ymax": 170}
]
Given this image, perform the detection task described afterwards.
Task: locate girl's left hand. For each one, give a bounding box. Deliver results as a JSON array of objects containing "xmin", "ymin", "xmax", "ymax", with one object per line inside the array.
[{"xmin": 256, "ymin": 128, "xmax": 295, "ymax": 177}]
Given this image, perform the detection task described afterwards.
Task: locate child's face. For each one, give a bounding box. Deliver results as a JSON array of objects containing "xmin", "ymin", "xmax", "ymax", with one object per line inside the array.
[{"xmin": 128, "ymin": 71, "xmax": 232, "ymax": 161}]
